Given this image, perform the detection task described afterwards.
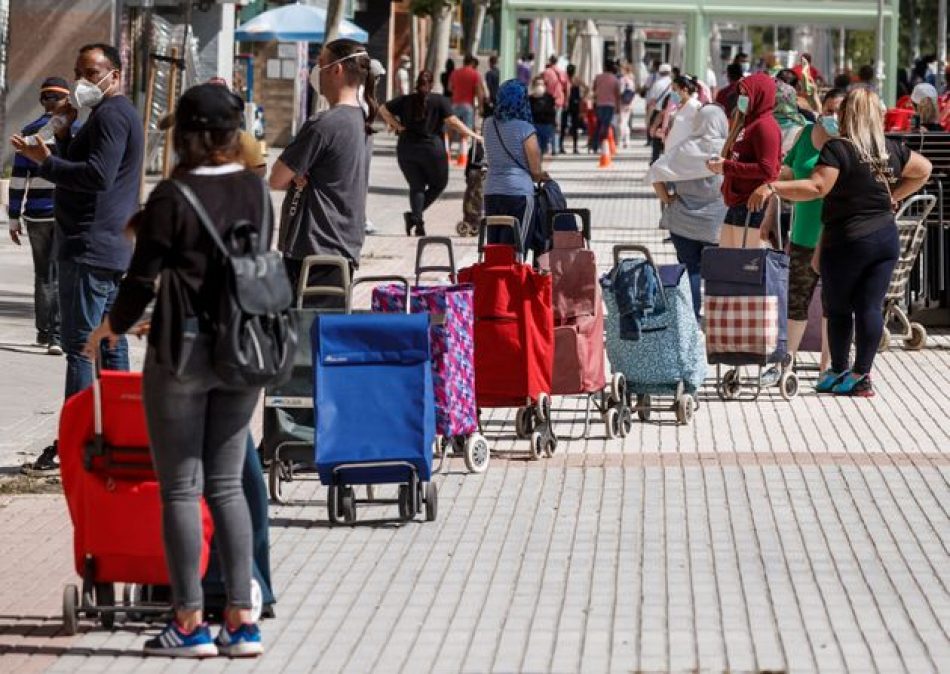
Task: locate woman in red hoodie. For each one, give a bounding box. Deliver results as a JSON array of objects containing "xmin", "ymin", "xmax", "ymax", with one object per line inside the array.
[{"xmin": 707, "ymin": 72, "xmax": 782, "ymax": 248}]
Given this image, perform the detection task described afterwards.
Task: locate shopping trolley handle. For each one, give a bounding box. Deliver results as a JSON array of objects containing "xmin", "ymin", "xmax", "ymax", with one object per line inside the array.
[
  {"xmin": 414, "ymin": 236, "xmax": 458, "ymax": 285},
  {"xmin": 349, "ymin": 275, "xmax": 412, "ymax": 314},
  {"xmin": 478, "ymin": 215, "xmax": 525, "ymax": 262},
  {"xmin": 612, "ymin": 244, "xmax": 656, "ymax": 268},
  {"xmin": 894, "ymin": 194, "xmax": 937, "ymax": 222},
  {"xmin": 297, "ymin": 255, "xmax": 352, "ymax": 309}
]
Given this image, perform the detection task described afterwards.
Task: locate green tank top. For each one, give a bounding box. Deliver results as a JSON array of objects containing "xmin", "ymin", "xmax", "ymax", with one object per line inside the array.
[{"xmin": 783, "ymin": 124, "xmax": 824, "ymax": 249}]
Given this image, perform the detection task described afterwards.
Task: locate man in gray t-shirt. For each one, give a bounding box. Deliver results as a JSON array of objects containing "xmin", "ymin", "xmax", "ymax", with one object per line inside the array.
[{"xmin": 275, "ymin": 104, "xmax": 370, "ymax": 267}]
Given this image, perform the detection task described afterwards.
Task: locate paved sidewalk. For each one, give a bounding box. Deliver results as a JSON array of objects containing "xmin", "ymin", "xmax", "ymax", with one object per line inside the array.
[{"xmin": 0, "ymin": 134, "xmax": 948, "ymax": 673}]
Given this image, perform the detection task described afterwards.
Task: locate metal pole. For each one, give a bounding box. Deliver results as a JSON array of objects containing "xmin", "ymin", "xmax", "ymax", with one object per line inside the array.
[
  {"xmin": 939, "ymin": 0, "xmax": 947, "ymax": 90},
  {"xmin": 875, "ymin": 0, "xmax": 885, "ymax": 92},
  {"xmin": 838, "ymin": 26, "xmax": 846, "ymax": 73}
]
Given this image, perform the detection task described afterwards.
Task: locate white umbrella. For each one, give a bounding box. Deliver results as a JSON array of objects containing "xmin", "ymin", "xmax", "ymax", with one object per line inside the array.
[
  {"xmin": 535, "ymin": 18, "xmax": 556, "ymax": 76},
  {"xmin": 571, "ymin": 20, "xmax": 602, "ymax": 89}
]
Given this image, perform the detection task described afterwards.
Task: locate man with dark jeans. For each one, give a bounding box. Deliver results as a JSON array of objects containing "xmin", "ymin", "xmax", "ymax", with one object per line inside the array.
[
  {"xmin": 8, "ymin": 77, "xmax": 76, "ymax": 355},
  {"xmin": 591, "ymin": 62, "xmax": 621, "ymax": 153},
  {"xmin": 11, "ymin": 44, "xmax": 143, "ymax": 471}
]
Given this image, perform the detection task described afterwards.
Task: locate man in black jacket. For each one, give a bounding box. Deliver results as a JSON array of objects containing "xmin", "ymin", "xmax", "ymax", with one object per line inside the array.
[{"xmin": 11, "ymin": 43, "xmax": 143, "ymax": 471}]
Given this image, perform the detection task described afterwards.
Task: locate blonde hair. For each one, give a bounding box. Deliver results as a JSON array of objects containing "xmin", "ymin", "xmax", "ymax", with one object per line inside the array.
[
  {"xmin": 918, "ymin": 96, "xmax": 939, "ymax": 125},
  {"xmin": 839, "ymin": 87, "xmax": 890, "ymax": 182}
]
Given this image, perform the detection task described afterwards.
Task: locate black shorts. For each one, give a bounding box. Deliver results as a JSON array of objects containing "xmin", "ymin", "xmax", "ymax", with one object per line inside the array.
[
  {"xmin": 788, "ymin": 242, "xmax": 820, "ymax": 321},
  {"xmin": 723, "ymin": 204, "xmax": 766, "ymax": 228}
]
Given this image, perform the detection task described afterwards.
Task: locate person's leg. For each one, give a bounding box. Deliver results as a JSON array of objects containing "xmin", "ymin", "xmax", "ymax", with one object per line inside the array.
[
  {"xmin": 850, "ymin": 227, "xmax": 900, "ymax": 375},
  {"xmin": 484, "ymin": 194, "xmax": 527, "ymax": 248},
  {"xmin": 620, "ymin": 108, "xmax": 632, "ymax": 147},
  {"xmin": 397, "ymin": 144, "xmax": 428, "ymax": 223},
  {"xmin": 819, "ymin": 242, "xmax": 862, "ymax": 375},
  {"xmin": 203, "ymin": 385, "xmax": 259, "ymax": 627},
  {"xmin": 243, "ymin": 434, "xmax": 275, "ymax": 607},
  {"xmin": 100, "ymin": 268, "xmax": 129, "ymax": 372},
  {"xmin": 787, "ymin": 243, "xmax": 820, "ymax": 357},
  {"xmin": 24, "ymin": 218, "xmax": 54, "ymax": 344},
  {"xmin": 669, "ymin": 232, "xmax": 706, "ymax": 319},
  {"xmin": 421, "ymin": 141, "xmax": 450, "ymax": 212}
]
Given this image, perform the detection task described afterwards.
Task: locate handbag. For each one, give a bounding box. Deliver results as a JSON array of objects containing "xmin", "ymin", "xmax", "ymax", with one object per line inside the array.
[{"xmin": 277, "ymin": 184, "xmax": 316, "ymax": 259}]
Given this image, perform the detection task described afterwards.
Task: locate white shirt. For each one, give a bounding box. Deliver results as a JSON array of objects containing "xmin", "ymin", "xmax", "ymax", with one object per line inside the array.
[
  {"xmin": 647, "ymin": 75, "xmax": 672, "ymax": 103},
  {"xmin": 664, "ymin": 96, "xmax": 701, "ymax": 151}
]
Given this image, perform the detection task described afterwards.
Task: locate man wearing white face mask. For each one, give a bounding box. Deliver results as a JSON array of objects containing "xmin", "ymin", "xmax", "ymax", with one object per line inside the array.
[{"xmin": 10, "ymin": 43, "xmax": 143, "ymax": 472}]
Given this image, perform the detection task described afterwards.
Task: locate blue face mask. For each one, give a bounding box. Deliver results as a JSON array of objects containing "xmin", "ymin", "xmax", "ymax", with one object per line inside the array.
[
  {"xmin": 819, "ymin": 115, "xmax": 839, "ymax": 135},
  {"xmin": 669, "ymin": 91, "xmax": 682, "ymax": 106},
  {"xmin": 736, "ymin": 94, "xmax": 750, "ymax": 114}
]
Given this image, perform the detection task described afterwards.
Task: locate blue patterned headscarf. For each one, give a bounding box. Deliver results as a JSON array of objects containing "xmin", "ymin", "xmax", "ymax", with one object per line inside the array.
[{"xmin": 494, "ymin": 79, "xmax": 533, "ymax": 123}]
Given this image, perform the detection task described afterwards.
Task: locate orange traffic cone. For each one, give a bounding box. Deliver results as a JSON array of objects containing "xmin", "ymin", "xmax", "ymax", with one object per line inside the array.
[
  {"xmin": 456, "ymin": 153, "xmax": 468, "ymax": 168},
  {"xmin": 607, "ymin": 127, "xmax": 618, "ymax": 158},
  {"xmin": 598, "ymin": 140, "xmax": 612, "ymax": 168}
]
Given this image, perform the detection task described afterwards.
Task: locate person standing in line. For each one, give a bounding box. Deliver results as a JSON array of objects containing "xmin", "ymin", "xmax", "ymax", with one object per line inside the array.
[
  {"xmin": 379, "ymin": 70, "xmax": 481, "ymax": 236},
  {"xmin": 715, "ymin": 63, "xmax": 743, "ymax": 114},
  {"xmin": 662, "ymin": 75, "xmax": 702, "ymax": 152},
  {"xmin": 529, "ymin": 76, "xmax": 557, "ymax": 156},
  {"xmin": 706, "ymin": 72, "xmax": 781, "ymax": 249},
  {"xmin": 517, "ymin": 53, "xmax": 534, "ymax": 86},
  {"xmin": 11, "ymin": 44, "xmax": 143, "ymax": 472},
  {"xmin": 561, "ymin": 64, "xmax": 584, "ymax": 154},
  {"xmin": 485, "ymin": 54, "xmax": 501, "ymax": 113},
  {"xmin": 448, "ymin": 55, "xmax": 485, "ymax": 166},
  {"xmin": 617, "ymin": 64, "xmax": 637, "ymax": 149},
  {"xmin": 645, "ymin": 63, "xmax": 673, "ymax": 160},
  {"xmin": 8, "ymin": 77, "xmax": 75, "ymax": 358},
  {"xmin": 750, "ymin": 87, "xmax": 932, "ymax": 397},
  {"xmin": 395, "ymin": 54, "xmax": 412, "ymax": 97},
  {"xmin": 591, "ymin": 62, "xmax": 621, "ymax": 154},
  {"xmin": 541, "ymin": 55, "xmax": 569, "ymax": 154},
  {"xmin": 85, "ymin": 83, "xmax": 268, "ymax": 658},
  {"xmin": 269, "ymin": 39, "xmax": 375, "ymax": 292}
]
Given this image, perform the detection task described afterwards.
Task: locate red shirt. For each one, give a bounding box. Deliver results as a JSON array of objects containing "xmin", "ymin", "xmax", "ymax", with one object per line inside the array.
[
  {"xmin": 450, "ymin": 66, "xmax": 481, "ymax": 106},
  {"xmin": 542, "ymin": 66, "xmax": 568, "ymax": 108},
  {"xmin": 721, "ymin": 72, "xmax": 782, "ymax": 208}
]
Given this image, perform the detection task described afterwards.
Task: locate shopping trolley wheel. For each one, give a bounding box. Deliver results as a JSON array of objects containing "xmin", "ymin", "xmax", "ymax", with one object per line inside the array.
[
  {"xmin": 676, "ymin": 395, "xmax": 695, "ymax": 425},
  {"xmin": 456, "ymin": 221, "xmax": 469, "ymax": 236},
  {"xmin": 269, "ymin": 461, "xmax": 288, "ymax": 505},
  {"xmin": 62, "ymin": 584, "xmax": 79, "ymax": 636},
  {"xmin": 464, "ymin": 433, "xmax": 490, "ymax": 473},
  {"xmin": 636, "ymin": 394, "xmax": 652, "ymax": 421},
  {"xmin": 605, "ymin": 408, "xmax": 619, "ymax": 439},
  {"xmin": 878, "ymin": 327, "xmax": 891, "ymax": 352},
  {"xmin": 609, "ymin": 372, "xmax": 626, "ymax": 403},
  {"xmin": 543, "ymin": 434, "xmax": 557, "ymax": 458},
  {"xmin": 535, "ymin": 392, "xmax": 552, "ymax": 423},
  {"xmin": 529, "ymin": 431, "xmax": 544, "ymax": 460},
  {"xmin": 515, "ymin": 407, "xmax": 534, "ymax": 439},
  {"xmin": 720, "ymin": 370, "xmax": 741, "ymax": 400},
  {"xmin": 425, "ymin": 482, "xmax": 438, "ymax": 522},
  {"xmin": 327, "ymin": 485, "xmax": 340, "ymax": 525},
  {"xmin": 907, "ymin": 323, "xmax": 928, "ymax": 350},
  {"xmin": 619, "ymin": 406, "xmax": 633, "ymax": 436},
  {"xmin": 95, "ymin": 583, "xmax": 115, "ymax": 629},
  {"xmin": 398, "ymin": 485, "xmax": 413, "ymax": 521},
  {"xmin": 341, "ymin": 487, "xmax": 357, "ymax": 524},
  {"xmin": 779, "ymin": 371, "xmax": 800, "ymax": 401}
]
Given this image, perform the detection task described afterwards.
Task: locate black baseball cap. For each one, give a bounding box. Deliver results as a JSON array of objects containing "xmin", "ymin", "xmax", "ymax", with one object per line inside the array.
[
  {"xmin": 175, "ymin": 83, "xmax": 242, "ymax": 132},
  {"xmin": 40, "ymin": 77, "xmax": 69, "ymax": 97}
]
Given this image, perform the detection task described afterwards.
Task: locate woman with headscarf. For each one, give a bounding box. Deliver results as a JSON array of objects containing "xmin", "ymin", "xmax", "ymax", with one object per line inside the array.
[
  {"xmin": 707, "ymin": 72, "xmax": 782, "ymax": 249},
  {"xmin": 646, "ymin": 104, "xmax": 729, "ymax": 318},
  {"xmin": 774, "ymin": 81, "xmax": 808, "ymax": 155},
  {"xmin": 379, "ymin": 70, "xmax": 481, "ymax": 236},
  {"xmin": 483, "ymin": 79, "xmax": 548, "ymax": 253}
]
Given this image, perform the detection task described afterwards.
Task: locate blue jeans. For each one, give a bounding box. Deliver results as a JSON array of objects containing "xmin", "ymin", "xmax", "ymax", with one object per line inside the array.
[
  {"xmin": 670, "ymin": 232, "xmax": 717, "ymax": 319},
  {"xmin": 593, "ymin": 106, "xmax": 615, "ymax": 153},
  {"xmin": 535, "ymin": 123, "xmax": 555, "ymax": 155},
  {"xmin": 59, "ymin": 259, "xmax": 129, "ymax": 399},
  {"xmin": 23, "ymin": 217, "xmax": 60, "ymax": 345}
]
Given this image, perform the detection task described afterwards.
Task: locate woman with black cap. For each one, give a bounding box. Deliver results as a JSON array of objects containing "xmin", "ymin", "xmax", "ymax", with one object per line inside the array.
[{"xmin": 85, "ymin": 83, "xmax": 268, "ymax": 658}]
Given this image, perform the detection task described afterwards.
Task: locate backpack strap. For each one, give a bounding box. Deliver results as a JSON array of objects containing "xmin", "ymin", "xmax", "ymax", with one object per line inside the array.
[{"xmin": 173, "ymin": 180, "xmax": 230, "ymax": 259}]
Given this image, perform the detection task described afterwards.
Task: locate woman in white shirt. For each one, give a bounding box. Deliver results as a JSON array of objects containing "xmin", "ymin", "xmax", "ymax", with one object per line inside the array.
[{"xmin": 663, "ymin": 75, "xmax": 703, "ymax": 151}]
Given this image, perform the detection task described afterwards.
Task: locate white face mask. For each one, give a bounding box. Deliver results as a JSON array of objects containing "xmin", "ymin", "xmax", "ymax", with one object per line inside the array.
[
  {"xmin": 69, "ymin": 70, "xmax": 115, "ymax": 110},
  {"xmin": 309, "ymin": 51, "xmax": 368, "ymax": 100}
]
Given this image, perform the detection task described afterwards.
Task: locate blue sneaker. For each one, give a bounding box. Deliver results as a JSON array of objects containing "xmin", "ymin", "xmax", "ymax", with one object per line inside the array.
[
  {"xmin": 833, "ymin": 373, "xmax": 875, "ymax": 398},
  {"xmin": 216, "ymin": 622, "xmax": 263, "ymax": 657},
  {"xmin": 143, "ymin": 621, "xmax": 217, "ymax": 658},
  {"xmin": 815, "ymin": 369, "xmax": 848, "ymax": 393}
]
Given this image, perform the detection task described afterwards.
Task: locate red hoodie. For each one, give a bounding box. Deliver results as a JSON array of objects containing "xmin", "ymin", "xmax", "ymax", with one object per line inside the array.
[{"xmin": 721, "ymin": 72, "xmax": 782, "ymax": 208}]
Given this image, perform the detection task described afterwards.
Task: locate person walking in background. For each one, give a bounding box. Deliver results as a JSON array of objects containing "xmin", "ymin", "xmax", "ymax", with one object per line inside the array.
[
  {"xmin": 8, "ymin": 77, "xmax": 75, "ymax": 358},
  {"xmin": 706, "ymin": 72, "xmax": 781, "ymax": 249},
  {"xmin": 751, "ymin": 87, "xmax": 932, "ymax": 397},
  {"xmin": 483, "ymin": 80, "xmax": 548, "ymax": 256},
  {"xmin": 645, "ymin": 63, "xmax": 673, "ymax": 161},
  {"xmin": 440, "ymin": 58, "xmax": 455, "ymax": 100},
  {"xmin": 11, "ymin": 44, "xmax": 143, "ymax": 472},
  {"xmin": 379, "ymin": 70, "xmax": 481, "ymax": 236},
  {"xmin": 395, "ymin": 54, "xmax": 412, "ymax": 97},
  {"xmin": 542, "ymin": 55, "xmax": 569, "ymax": 154},
  {"xmin": 485, "ymin": 54, "xmax": 501, "ymax": 113},
  {"xmin": 448, "ymin": 55, "xmax": 485, "ymax": 166},
  {"xmin": 617, "ymin": 64, "xmax": 636, "ymax": 149},
  {"xmin": 517, "ymin": 53, "xmax": 534, "ymax": 86},
  {"xmin": 269, "ymin": 39, "xmax": 375, "ymax": 291},
  {"xmin": 751, "ymin": 88, "xmax": 846, "ymax": 372},
  {"xmin": 85, "ymin": 83, "xmax": 269, "ymax": 657},
  {"xmin": 560, "ymin": 64, "xmax": 584, "ymax": 154},
  {"xmin": 529, "ymin": 76, "xmax": 557, "ymax": 156},
  {"xmin": 646, "ymin": 105, "xmax": 730, "ymax": 318},
  {"xmin": 592, "ymin": 62, "xmax": 621, "ymax": 154},
  {"xmin": 715, "ymin": 63, "xmax": 743, "ymax": 114}
]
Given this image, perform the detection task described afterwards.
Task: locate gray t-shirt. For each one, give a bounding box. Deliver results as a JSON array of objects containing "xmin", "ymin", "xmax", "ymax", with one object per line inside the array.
[{"xmin": 278, "ymin": 105, "xmax": 370, "ymax": 265}]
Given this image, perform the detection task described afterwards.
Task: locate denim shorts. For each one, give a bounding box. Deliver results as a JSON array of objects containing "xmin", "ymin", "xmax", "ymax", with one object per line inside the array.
[
  {"xmin": 452, "ymin": 104, "xmax": 475, "ymax": 130},
  {"xmin": 724, "ymin": 204, "xmax": 765, "ymax": 228}
]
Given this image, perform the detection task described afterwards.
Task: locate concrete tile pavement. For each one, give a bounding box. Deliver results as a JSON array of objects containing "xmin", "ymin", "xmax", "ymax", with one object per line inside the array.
[{"xmin": 0, "ymin": 134, "xmax": 948, "ymax": 672}]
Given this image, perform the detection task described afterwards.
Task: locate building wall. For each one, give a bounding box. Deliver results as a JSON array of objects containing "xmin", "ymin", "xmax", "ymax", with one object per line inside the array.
[{"xmin": 4, "ymin": 0, "xmax": 113, "ymax": 167}]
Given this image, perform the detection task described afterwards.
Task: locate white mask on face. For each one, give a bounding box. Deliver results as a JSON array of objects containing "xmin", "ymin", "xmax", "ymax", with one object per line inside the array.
[
  {"xmin": 308, "ymin": 51, "xmax": 368, "ymax": 100},
  {"xmin": 69, "ymin": 70, "xmax": 115, "ymax": 110}
]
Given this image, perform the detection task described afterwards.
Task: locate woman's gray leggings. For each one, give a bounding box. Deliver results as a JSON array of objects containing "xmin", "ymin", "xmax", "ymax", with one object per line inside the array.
[{"xmin": 143, "ymin": 341, "xmax": 258, "ymax": 611}]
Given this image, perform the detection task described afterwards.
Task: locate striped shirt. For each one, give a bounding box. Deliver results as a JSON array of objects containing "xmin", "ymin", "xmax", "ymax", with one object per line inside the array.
[
  {"xmin": 484, "ymin": 118, "xmax": 536, "ymax": 197},
  {"xmin": 8, "ymin": 114, "xmax": 57, "ymax": 219}
]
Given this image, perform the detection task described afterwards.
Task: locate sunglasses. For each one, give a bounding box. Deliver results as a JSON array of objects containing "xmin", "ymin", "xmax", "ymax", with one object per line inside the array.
[{"xmin": 40, "ymin": 93, "xmax": 66, "ymax": 102}]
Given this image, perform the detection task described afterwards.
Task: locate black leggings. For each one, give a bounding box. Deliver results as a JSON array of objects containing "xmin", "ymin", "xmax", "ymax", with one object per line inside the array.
[
  {"xmin": 397, "ymin": 137, "xmax": 449, "ymax": 221},
  {"xmin": 820, "ymin": 225, "xmax": 899, "ymax": 375},
  {"xmin": 560, "ymin": 108, "xmax": 581, "ymax": 151}
]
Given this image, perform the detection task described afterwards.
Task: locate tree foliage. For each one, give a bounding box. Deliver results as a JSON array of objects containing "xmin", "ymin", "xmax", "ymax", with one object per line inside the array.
[{"xmin": 410, "ymin": 0, "xmax": 458, "ymax": 18}]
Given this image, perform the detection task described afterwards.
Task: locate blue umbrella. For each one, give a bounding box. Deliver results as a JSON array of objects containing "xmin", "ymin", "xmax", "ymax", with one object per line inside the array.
[{"xmin": 235, "ymin": 2, "xmax": 368, "ymax": 43}]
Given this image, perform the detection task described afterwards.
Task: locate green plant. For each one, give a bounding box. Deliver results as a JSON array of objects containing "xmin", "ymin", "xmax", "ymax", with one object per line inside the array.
[{"xmin": 410, "ymin": 0, "xmax": 457, "ymax": 17}]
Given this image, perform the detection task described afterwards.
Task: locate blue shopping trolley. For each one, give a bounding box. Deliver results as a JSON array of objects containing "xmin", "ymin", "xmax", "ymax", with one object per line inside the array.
[{"xmin": 313, "ymin": 276, "xmax": 438, "ymax": 525}]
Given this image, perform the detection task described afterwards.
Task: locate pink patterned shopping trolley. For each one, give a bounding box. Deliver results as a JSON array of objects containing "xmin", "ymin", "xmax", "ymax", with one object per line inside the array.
[{"xmin": 372, "ymin": 237, "xmax": 489, "ymax": 473}]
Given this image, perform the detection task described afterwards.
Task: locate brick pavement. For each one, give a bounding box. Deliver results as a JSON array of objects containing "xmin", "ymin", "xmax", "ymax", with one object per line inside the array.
[{"xmin": 0, "ymin": 134, "xmax": 948, "ymax": 673}]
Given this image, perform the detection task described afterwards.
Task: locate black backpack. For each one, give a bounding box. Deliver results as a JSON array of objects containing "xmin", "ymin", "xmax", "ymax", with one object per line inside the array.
[{"xmin": 174, "ymin": 179, "xmax": 297, "ymax": 388}]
